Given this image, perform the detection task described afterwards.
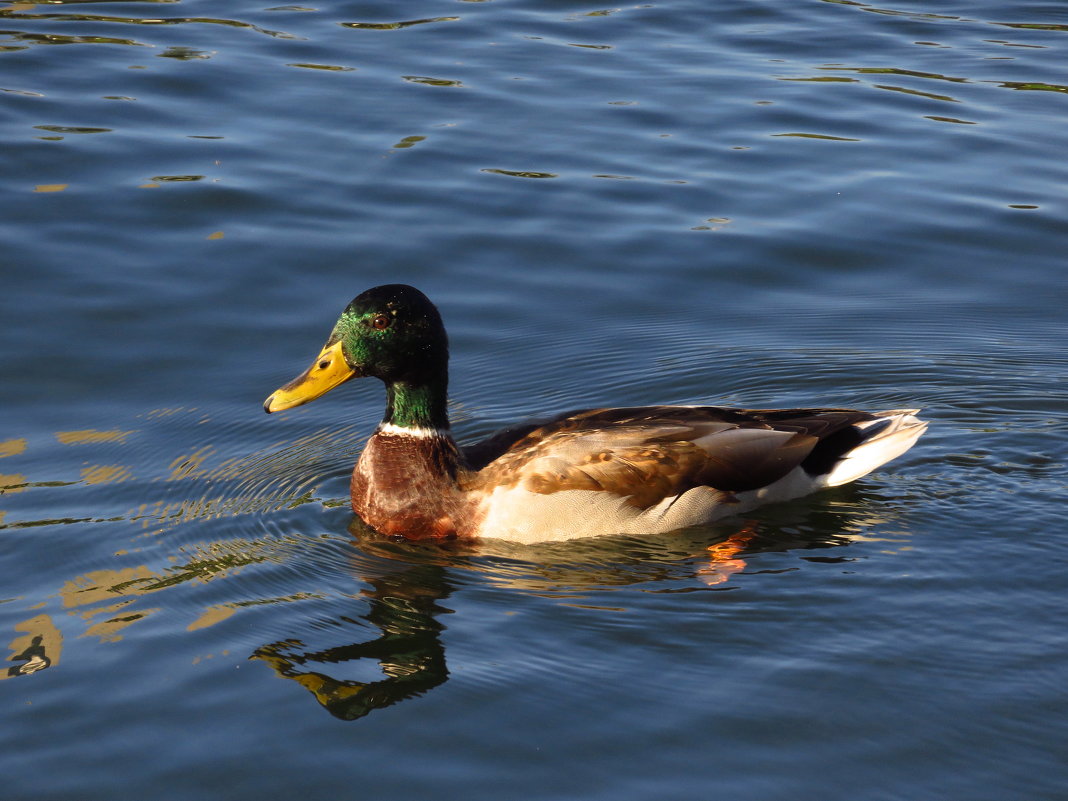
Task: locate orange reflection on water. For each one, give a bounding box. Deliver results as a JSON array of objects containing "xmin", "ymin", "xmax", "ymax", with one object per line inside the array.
[
  {"xmin": 0, "ymin": 438, "xmax": 26, "ymax": 458},
  {"xmin": 187, "ymin": 605, "xmax": 237, "ymax": 632},
  {"xmin": 55, "ymin": 429, "xmax": 135, "ymax": 445},
  {"xmin": 61, "ymin": 566, "xmax": 161, "ymax": 643},
  {"xmin": 81, "ymin": 464, "xmax": 134, "ymax": 485},
  {"xmin": 0, "ymin": 474, "xmax": 26, "ymax": 494},
  {"xmin": 167, "ymin": 445, "xmax": 215, "ymax": 481},
  {"xmin": 696, "ymin": 528, "xmax": 755, "ymax": 586}
]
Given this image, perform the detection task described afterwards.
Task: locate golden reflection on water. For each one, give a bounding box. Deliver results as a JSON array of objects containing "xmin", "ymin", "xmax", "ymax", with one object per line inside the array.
[
  {"xmin": 55, "ymin": 429, "xmax": 134, "ymax": 445},
  {"xmin": 2, "ymin": 613, "xmax": 61, "ymax": 680},
  {"xmin": 187, "ymin": 591, "xmax": 326, "ymax": 633},
  {"xmin": 61, "ymin": 565, "xmax": 167, "ymax": 642},
  {"xmin": 83, "ymin": 602, "xmax": 161, "ymax": 643},
  {"xmin": 0, "ymin": 439, "xmax": 27, "ymax": 458},
  {"xmin": 187, "ymin": 604, "xmax": 237, "ymax": 632},
  {"xmin": 0, "ymin": 409, "xmax": 362, "ymax": 679},
  {"xmin": 0, "ymin": 532, "xmax": 326, "ymax": 675},
  {"xmin": 0, "ymin": 408, "xmax": 361, "ymax": 531},
  {"xmin": 167, "ymin": 444, "xmax": 215, "ymax": 481},
  {"xmin": 47, "ymin": 536, "xmax": 308, "ymax": 647},
  {"xmin": 0, "ymin": 473, "xmax": 26, "ymax": 494},
  {"xmin": 81, "ymin": 464, "xmax": 133, "ymax": 485}
]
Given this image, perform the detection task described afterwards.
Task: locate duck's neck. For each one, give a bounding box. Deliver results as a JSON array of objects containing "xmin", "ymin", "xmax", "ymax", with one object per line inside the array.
[
  {"xmin": 381, "ymin": 374, "xmax": 450, "ymax": 435},
  {"xmin": 356, "ymin": 374, "xmax": 469, "ymax": 538}
]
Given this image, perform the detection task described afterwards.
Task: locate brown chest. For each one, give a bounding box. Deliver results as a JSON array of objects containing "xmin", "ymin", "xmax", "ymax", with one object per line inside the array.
[{"xmin": 349, "ymin": 432, "xmax": 479, "ymax": 540}]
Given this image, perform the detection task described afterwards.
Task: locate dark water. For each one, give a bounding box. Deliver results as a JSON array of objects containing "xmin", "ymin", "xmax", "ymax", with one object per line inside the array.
[{"xmin": 2, "ymin": 0, "xmax": 1067, "ymax": 798}]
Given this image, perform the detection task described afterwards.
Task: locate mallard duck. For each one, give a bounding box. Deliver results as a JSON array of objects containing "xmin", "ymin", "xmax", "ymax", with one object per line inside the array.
[{"xmin": 264, "ymin": 284, "xmax": 927, "ymax": 543}]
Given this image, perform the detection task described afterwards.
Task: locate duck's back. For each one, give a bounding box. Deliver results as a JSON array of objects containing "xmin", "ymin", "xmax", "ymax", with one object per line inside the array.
[{"xmin": 463, "ymin": 406, "xmax": 926, "ymax": 542}]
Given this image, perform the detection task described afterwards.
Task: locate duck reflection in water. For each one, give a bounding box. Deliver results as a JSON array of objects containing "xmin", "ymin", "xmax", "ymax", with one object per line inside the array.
[
  {"xmin": 251, "ymin": 528, "xmax": 756, "ymax": 721},
  {"xmin": 252, "ymin": 495, "xmax": 897, "ymax": 720},
  {"xmin": 252, "ymin": 522, "xmax": 454, "ymax": 722},
  {"xmin": 249, "ymin": 523, "xmax": 774, "ymax": 720},
  {"xmin": 7, "ymin": 635, "xmax": 53, "ymax": 678},
  {"xmin": 3, "ymin": 614, "xmax": 62, "ymax": 681}
]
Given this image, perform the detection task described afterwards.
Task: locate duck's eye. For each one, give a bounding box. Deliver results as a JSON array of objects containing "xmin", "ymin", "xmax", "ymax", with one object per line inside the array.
[{"xmin": 370, "ymin": 314, "xmax": 391, "ymax": 330}]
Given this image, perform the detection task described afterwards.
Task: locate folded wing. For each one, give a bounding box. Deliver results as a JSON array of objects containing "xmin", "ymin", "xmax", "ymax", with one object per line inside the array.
[{"xmin": 465, "ymin": 406, "xmax": 882, "ymax": 509}]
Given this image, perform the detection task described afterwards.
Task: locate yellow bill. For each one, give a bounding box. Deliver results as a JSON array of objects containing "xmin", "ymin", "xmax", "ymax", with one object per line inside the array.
[{"xmin": 264, "ymin": 340, "xmax": 356, "ymax": 413}]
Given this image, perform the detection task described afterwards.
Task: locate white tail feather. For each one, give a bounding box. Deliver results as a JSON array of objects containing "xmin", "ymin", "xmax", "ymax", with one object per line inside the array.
[{"xmin": 822, "ymin": 410, "xmax": 928, "ymax": 487}]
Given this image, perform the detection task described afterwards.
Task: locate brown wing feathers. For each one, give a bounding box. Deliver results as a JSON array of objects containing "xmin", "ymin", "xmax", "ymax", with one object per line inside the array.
[{"xmin": 464, "ymin": 406, "xmax": 875, "ymax": 507}]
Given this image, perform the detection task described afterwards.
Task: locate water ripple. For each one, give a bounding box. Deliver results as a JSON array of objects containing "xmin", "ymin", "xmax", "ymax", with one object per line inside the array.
[
  {"xmin": 339, "ymin": 17, "xmax": 460, "ymax": 31},
  {"xmin": 0, "ymin": 9, "xmax": 299, "ymax": 41}
]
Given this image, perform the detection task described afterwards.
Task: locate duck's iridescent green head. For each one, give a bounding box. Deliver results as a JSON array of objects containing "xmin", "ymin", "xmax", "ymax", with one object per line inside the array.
[{"xmin": 264, "ymin": 284, "xmax": 449, "ymax": 419}]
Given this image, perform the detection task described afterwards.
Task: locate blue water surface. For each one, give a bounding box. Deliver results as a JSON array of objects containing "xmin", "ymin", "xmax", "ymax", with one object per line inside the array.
[{"xmin": 2, "ymin": 1, "xmax": 1066, "ymax": 798}]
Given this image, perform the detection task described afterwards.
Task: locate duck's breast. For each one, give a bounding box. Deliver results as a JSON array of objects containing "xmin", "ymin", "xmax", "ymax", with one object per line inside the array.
[{"xmin": 351, "ymin": 431, "xmax": 480, "ymax": 539}]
